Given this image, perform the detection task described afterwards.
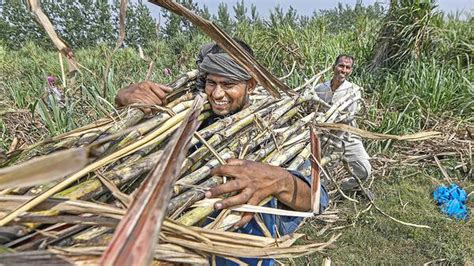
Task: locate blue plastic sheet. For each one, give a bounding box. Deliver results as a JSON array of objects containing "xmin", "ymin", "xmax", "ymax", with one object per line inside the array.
[{"xmin": 433, "ymin": 184, "xmax": 468, "ymax": 220}]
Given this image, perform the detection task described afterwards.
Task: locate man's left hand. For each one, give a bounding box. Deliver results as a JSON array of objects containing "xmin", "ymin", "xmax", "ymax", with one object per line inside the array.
[{"xmin": 205, "ymin": 159, "xmax": 294, "ymax": 228}]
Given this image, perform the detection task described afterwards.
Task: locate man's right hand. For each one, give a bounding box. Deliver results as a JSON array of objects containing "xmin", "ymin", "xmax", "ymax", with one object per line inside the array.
[{"xmin": 115, "ymin": 81, "xmax": 172, "ymax": 113}]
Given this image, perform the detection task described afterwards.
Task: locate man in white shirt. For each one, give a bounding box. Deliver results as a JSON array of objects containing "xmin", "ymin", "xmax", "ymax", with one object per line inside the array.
[{"xmin": 312, "ymin": 54, "xmax": 371, "ymax": 190}]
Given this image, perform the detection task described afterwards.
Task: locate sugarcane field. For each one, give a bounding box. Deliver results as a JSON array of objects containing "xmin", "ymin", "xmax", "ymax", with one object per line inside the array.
[{"xmin": 0, "ymin": 0, "xmax": 473, "ymax": 264}]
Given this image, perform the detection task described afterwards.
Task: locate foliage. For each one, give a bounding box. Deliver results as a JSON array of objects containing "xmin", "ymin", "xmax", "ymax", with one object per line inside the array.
[
  {"xmin": 0, "ymin": 0, "xmax": 157, "ymax": 49},
  {"xmin": 369, "ymin": 0, "xmax": 440, "ymax": 69},
  {"xmin": 1, "ymin": 1, "xmax": 472, "ymax": 138}
]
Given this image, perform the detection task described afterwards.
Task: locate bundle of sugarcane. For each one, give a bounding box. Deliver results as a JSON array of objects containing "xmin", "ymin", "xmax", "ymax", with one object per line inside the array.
[{"xmin": 0, "ymin": 70, "xmax": 373, "ymax": 264}]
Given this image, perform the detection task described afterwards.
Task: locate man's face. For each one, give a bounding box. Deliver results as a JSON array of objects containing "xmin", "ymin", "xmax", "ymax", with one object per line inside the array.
[
  {"xmin": 204, "ymin": 74, "xmax": 255, "ymax": 116},
  {"xmin": 333, "ymin": 57, "xmax": 353, "ymax": 83}
]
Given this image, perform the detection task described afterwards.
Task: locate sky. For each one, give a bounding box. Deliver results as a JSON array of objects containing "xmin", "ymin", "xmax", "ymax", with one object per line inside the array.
[{"xmin": 142, "ymin": 0, "xmax": 473, "ymax": 20}]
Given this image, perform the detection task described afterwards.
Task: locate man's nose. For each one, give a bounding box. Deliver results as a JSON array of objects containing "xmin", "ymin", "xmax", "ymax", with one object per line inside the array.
[{"xmin": 212, "ymin": 84, "xmax": 225, "ymax": 98}]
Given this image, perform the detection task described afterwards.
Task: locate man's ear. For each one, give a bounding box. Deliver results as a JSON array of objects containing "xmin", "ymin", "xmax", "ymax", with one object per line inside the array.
[{"xmin": 246, "ymin": 78, "xmax": 257, "ymax": 93}]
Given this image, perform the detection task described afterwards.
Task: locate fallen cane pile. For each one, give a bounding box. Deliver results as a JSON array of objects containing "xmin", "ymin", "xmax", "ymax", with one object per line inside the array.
[{"xmin": 0, "ymin": 70, "xmax": 430, "ymax": 264}]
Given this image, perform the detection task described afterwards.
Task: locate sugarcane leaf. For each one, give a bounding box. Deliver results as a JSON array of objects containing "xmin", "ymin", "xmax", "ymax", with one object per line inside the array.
[
  {"xmin": 27, "ymin": 0, "xmax": 78, "ymax": 75},
  {"xmin": 317, "ymin": 123, "xmax": 441, "ymax": 141},
  {"xmin": 0, "ymin": 148, "xmax": 89, "ymax": 189},
  {"xmin": 100, "ymin": 95, "xmax": 204, "ymax": 265}
]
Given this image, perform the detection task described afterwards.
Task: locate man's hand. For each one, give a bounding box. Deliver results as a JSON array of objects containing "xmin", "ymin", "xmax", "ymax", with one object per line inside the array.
[
  {"xmin": 115, "ymin": 81, "xmax": 172, "ymax": 113},
  {"xmin": 205, "ymin": 159, "xmax": 311, "ymax": 228}
]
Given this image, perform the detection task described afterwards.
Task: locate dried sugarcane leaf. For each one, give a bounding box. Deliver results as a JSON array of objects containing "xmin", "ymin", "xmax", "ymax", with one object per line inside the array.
[
  {"xmin": 163, "ymin": 233, "xmax": 340, "ymax": 259},
  {"xmin": 0, "ymin": 147, "xmax": 89, "ymax": 189},
  {"xmin": 96, "ymin": 173, "xmax": 132, "ymax": 207},
  {"xmin": 0, "ymin": 195, "xmax": 125, "ymax": 219},
  {"xmin": 317, "ymin": 122, "xmax": 441, "ymax": 141},
  {"xmin": 100, "ymin": 95, "xmax": 204, "ymax": 265},
  {"xmin": 27, "ymin": 0, "xmax": 78, "ymax": 75},
  {"xmin": 149, "ymin": 0, "xmax": 292, "ymax": 98},
  {"xmin": 114, "ymin": 0, "xmax": 128, "ymax": 53},
  {"xmin": 0, "ymin": 250, "xmax": 75, "ymax": 265},
  {"xmin": 193, "ymin": 199, "xmax": 314, "ymax": 218},
  {"xmin": 310, "ymin": 128, "xmax": 321, "ymax": 213}
]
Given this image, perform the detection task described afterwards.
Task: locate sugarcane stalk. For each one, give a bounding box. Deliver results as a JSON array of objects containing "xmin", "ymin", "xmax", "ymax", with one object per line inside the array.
[
  {"xmin": 298, "ymin": 153, "xmax": 342, "ymax": 177},
  {"xmin": 171, "ymin": 138, "xmax": 307, "ymax": 225},
  {"xmin": 287, "ymin": 143, "xmax": 311, "ymax": 170},
  {"xmin": 165, "ymin": 70, "xmax": 199, "ymax": 100},
  {"xmin": 67, "ymin": 108, "xmax": 145, "ymax": 150},
  {"xmin": 167, "ymin": 176, "xmax": 222, "ymax": 216},
  {"xmin": 176, "ymin": 205, "xmax": 214, "ymax": 226},
  {"xmin": 183, "ymin": 101, "xmax": 302, "ymax": 177},
  {"xmin": 56, "ymin": 111, "xmax": 212, "ymax": 202},
  {"xmin": 320, "ymin": 88, "xmax": 360, "ymax": 123},
  {"xmin": 27, "ymin": 110, "xmax": 211, "ymax": 198},
  {"xmin": 73, "ymin": 71, "xmax": 198, "ymax": 152},
  {"xmin": 116, "ymin": 105, "xmax": 211, "ymax": 166},
  {"xmin": 100, "ymin": 100, "xmax": 195, "ymax": 156},
  {"xmin": 186, "ymin": 126, "xmax": 256, "ymax": 174},
  {"xmin": 40, "ymin": 110, "xmax": 211, "ymax": 204},
  {"xmin": 173, "ymin": 152, "xmax": 234, "ymax": 195},
  {"xmin": 173, "ymin": 113, "xmax": 304, "ymax": 197},
  {"xmin": 246, "ymin": 125, "xmax": 305, "ymax": 162},
  {"xmin": 173, "ymin": 151, "xmax": 341, "ymax": 228},
  {"xmin": 99, "ymin": 95, "xmax": 203, "ymax": 266},
  {"xmin": 175, "ymin": 122, "xmax": 291, "ymax": 195},
  {"xmin": 166, "ymin": 91, "xmax": 193, "ymax": 108},
  {"xmin": 266, "ymin": 140, "xmax": 308, "ymax": 166},
  {"xmin": 174, "ymin": 129, "xmax": 312, "ymax": 226},
  {"xmin": 56, "ymin": 150, "xmax": 163, "ymax": 200}
]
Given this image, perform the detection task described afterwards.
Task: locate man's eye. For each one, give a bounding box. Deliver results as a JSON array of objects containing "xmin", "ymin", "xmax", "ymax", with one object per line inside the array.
[{"xmin": 224, "ymin": 83, "xmax": 236, "ymax": 88}]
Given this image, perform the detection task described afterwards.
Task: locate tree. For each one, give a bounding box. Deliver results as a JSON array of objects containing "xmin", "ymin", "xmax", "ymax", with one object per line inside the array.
[
  {"xmin": 269, "ymin": 5, "xmax": 298, "ymax": 28},
  {"xmin": 198, "ymin": 4, "xmax": 211, "ymax": 20},
  {"xmin": 161, "ymin": 0, "xmax": 199, "ymax": 39},
  {"xmin": 127, "ymin": 0, "xmax": 157, "ymax": 48},
  {"xmin": 249, "ymin": 4, "xmax": 261, "ymax": 25},
  {"xmin": 91, "ymin": 0, "xmax": 115, "ymax": 45},
  {"xmin": 215, "ymin": 2, "xmax": 233, "ymax": 33},
  {"xmin": 0, "ymin": 0, "xmax": 46, "ymax": 49},
  {"xmin": 233, "ymin": 0, "xmax": 247, "ymax": 24}
]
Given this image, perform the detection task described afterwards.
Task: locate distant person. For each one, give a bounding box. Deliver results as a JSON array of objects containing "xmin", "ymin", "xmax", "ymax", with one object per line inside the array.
[{"xmin": 311, "ymin": 55, "xmax": 371, "ymax": 190}]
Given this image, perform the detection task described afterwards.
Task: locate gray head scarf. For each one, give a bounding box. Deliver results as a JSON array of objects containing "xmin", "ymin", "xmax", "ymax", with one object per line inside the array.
[{"xmin": 196, "ymin": 43, "xmax": 252, "ymax": 82}]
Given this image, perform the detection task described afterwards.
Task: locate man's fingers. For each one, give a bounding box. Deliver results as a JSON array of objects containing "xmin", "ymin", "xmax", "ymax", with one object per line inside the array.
[
  {"xmin": 210, "ymin": 159, "xmax": 247, "ymax": 177},
  {"xmin": 206, "ymin": 179, "xmax": 246, "ymax": 198},
  {"xmin": 139, "ymin": 94, "xmax": 162, "ymax": 107},
  {"xmin": 141, "ymin": 107, "xmax": 152, "ymax": 114},
  {"xmin": 226, "ymin": 158, "xmax": 245, "ymax": 166},
  {"xmin": 211, "ymin": 163, "xmax": 247, "ymax": 178},
  {"xmin": 234, "ymin": 212, "xmax": 254, "ymax": 229},
  {"xmin": 213, "ymin": 188, "xmax": 253, "ymax": 210},
  {"xmin": 149, "ymin": 84, "xmax": 168, "ymax": 100},
  {"xmin": 158, "ymin": 84, "xmax": 173, "ymax": 93},
  {"xmin": 233, "ymin": 194, "xmax": 267, "ymax": 228}
]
